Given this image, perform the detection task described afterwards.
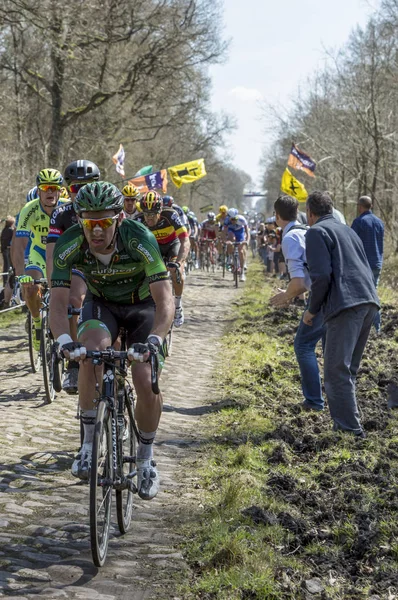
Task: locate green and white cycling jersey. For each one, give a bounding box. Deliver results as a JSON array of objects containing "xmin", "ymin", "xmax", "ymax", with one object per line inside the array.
[{"xmin": 51, "ymin": 219, "xmax": 169, "ymax": 304}]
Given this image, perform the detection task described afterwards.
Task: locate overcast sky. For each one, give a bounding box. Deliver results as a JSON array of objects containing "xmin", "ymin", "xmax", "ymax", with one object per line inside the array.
[{"xmin": 210, "ymin": 0, "xmax": 381, "ymax": 187}]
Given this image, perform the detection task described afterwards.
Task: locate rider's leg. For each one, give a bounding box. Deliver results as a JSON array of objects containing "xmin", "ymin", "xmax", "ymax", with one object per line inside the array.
[
  {"xmin": 23, "ymin": 268, "xmax": 42, "ymax": 319},
  {"xmin": 72, "ymin": 320, "xmax": 114, "ymax": 479},
  {"xmin": 169, "ymin": 267, "xmax": 184, "ymax": 321},
  {"xmin": 132, "ymin": 361, "xmax": 162, "ymax": 500},
  {"xmin": 63, "ymin": 274, "xmax": 87, "ymax": 394},
  {"xmin": 132, "ymin": 362, "xmax": 162, "ymax": 440},
  {"xmin": 238, "ymin": 243, "xmax": 247, "ymax": 270}
]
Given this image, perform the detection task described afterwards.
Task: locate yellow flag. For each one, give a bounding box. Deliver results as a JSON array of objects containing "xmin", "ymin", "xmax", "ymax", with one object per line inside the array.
[
  {"xmin": 168, "ymin": 159, "xmax": 206, "ymax": 188},
  {"xmin": 280, "ymin": 168, "xmax": 308, "ymax": 203}
]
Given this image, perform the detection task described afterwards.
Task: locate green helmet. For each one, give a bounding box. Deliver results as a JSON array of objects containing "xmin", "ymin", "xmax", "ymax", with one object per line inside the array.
[
  {"xmin": 182, "ymin": 205, "xmax": 189, "ymax": 214},
  {"xmin": 73, "ymin": 181, "xmax": 124, "ymax": 215}
]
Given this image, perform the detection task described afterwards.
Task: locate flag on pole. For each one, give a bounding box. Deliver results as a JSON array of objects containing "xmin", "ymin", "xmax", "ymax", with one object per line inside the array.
[
  {"xmin": 112, "ymin": 144, "xmax": 125, "ymax": 178},
  {"xmin": 134, "ymin": 165, "xmax": 153, "ymax": 177},
  {"xmin": 168, "ymin": 158, "xmax": 206, "ymax": 188},
  {"xmin": 200, "ymin": 204, "xmax": 214, "ymax": 213},
  {"xmin": 287, "ymin": 143, "xmax": 316, "ymax": 177},
  {"xmin": 129, "ymin": 169, "xmax": 168, "ymax": 194},
  {"xmin": 280, "ymin": 168, "xmax": 308, "ymax": 202}
]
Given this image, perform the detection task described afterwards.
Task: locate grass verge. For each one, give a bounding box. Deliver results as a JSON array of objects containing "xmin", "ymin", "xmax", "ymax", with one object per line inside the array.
[{"xmin": 180, "ymin": 262, "xmax": 398, "ymax": 600}]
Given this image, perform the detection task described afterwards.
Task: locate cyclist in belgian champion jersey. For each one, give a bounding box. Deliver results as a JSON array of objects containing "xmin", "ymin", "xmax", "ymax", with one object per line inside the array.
[
  {"xmin": 49, "ymin": 182, "xmax": 174, "ymax": 499},
  {"xmin": 47, "ymin": 160, "xmax": 100, "ymax": 393},
  {"xmin": 162, "ymin": 195, "xmax": 190, "ymax": 233},
  {"xmin": 135, "ymin": 191, "xmax": 190, "ymax": 327}
]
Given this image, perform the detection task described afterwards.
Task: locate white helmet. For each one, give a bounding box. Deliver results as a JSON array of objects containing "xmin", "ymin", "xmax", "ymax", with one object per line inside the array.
[{"xmin": 228, "ymin": 208, "xmax": 239, "ymax": 218}]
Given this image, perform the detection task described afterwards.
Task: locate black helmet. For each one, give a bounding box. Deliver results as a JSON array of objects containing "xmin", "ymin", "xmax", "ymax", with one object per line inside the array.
[{"xmin": 64, "ymin": 160, "xmax": 100, "ymax": 185}]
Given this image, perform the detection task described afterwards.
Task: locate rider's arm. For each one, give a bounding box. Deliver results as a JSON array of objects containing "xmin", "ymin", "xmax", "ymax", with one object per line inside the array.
[
  {"xmin": 148, "ymin": 280, "xmax": 175, "ymax": 340},
  {"xmin": 49, "ymin": 287, "xmax": 71, "ymax": 340},
  {"xmin": 13, "ymin": 236, "xmax": 29, "ymax": 276},
  {"xmin": 49, "ymin": 227, "xmax": 80, "ymax": 337},
  {"xmin": 176, "ymin": 235, "xmax": 190, "ymax": 263},
  {"xmin": 14, "ymin": 204, "xmax": 33, "ymax": 276},
  {"xmin": 46, "ymin": 242, "xmax": 55, "ymax": 289}
]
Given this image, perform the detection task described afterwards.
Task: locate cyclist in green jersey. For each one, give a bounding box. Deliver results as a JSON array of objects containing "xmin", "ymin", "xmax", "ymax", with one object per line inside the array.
[
  {"xmin": 49, "ymin": 182, "xmax": 174, "ymax": 499},
  {"xmin": 13, "ymin": 168, "xmax": 66, "ymax": 348}
]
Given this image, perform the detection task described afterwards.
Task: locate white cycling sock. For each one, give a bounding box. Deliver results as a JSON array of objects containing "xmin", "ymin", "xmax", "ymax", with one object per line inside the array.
[
  {"xmin": 81, "ymin": 409, "xmax": 97, "ymax": 445},
  {"xmin": 174, "ymin": 295, "xmax": 182, "ymax": 309},
  {"xmin": 137, "ymin": 429, "xmax": 157, "ymax": 460}
]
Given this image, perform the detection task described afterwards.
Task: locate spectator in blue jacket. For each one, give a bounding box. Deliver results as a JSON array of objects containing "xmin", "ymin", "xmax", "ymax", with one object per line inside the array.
[
  {"xmin": 303, "ymin": 191, "xmax": 380, "ymax": 437},
  {"xmin": 351, "ymin": 196, "xmax": 384, "ymax": 333}
]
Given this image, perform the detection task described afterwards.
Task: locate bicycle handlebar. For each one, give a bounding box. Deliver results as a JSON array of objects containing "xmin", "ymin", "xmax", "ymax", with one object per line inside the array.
[
  {"xmin": 16, "ymin": 276, "xmax": 48, "ymax": 285},
  {"xmin": 60, "ymin": 347, "xmax": 160, "ymax": 395}
]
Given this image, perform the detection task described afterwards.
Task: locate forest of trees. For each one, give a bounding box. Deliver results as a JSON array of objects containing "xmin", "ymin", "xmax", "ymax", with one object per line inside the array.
[
  {"xmin": 260, "ymin": 0, "xmax": 398, "ymax": 242},
  {"xmin": 0, "ymin": 0, "xmax": 251, "ymax": 217}
]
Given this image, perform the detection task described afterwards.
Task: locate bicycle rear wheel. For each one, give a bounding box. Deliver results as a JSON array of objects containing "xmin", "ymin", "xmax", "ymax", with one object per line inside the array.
[
  {"xmin": 90, "ymin": 400, "xmax": 113, "ymax": 567},
  {"xmin": 116, "ymin": 387, "xmax": 138, "ymax": 534},
  {"xmin": 40, "ymin": 312, "xmax": 55, "ymax": 404},
  {"xmin": 27, "ymin": 313, "xmax": 41, "ymax": 373}
]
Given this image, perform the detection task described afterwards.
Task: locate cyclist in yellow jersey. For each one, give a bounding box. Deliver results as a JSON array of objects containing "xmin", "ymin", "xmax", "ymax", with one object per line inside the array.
[
  {"xmin": 215, "ymin": 204, "xmax": 229, "ymax": 225},
  {"xmin": 215, "ymin": 205, "xmax": 229, "ymax": 255},
  {"xmin": 13, "ymin": 168, "xmax": 67, "ymax": 348}
]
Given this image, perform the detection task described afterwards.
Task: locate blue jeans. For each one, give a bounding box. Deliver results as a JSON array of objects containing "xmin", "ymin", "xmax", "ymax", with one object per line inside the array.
[
  {"xmin": 371, "ymin": 268, "xmax": 381, "ymax": 333},
  {"xmin": 258, "ymin": 246, "xmax": 267, "ymax": 266},
  {"xmin": 294, "ymin": 309, "xmax": 326, "ymax": 409}
]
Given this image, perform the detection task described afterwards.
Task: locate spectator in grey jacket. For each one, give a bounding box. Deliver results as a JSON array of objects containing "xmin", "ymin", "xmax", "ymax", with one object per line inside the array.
[{"xmin": 303, "ymin": 191, "xmax": 380, "ymax": 437}]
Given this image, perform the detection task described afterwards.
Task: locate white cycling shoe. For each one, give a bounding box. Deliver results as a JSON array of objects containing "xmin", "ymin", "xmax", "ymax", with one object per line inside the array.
[
  {"xmin": 136, "ymin": 458, "xmax": 160, "ymax": 500},
  {"xmin": 71, "ymin": 442, "xmax": 92, "ymax": 480},
  {"xmin": 240, "ymin": 273, "xmax": 246, "ymax": 282},
  {"xmin": 174, "ymin": 306, "xmax": 184, "ymax": 327}
]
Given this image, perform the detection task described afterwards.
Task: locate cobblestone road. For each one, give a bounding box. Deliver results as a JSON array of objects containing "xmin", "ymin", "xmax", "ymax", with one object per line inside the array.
[{"xmin": 0, "ymin": 270, "xmax": 238, "ymax": 599}]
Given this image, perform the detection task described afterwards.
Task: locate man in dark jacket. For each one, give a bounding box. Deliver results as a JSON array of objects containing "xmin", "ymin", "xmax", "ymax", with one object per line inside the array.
[
  {"xmin": 351, "ymin": 195, "xmax": 384, "ymax": 333},
  {"xmin": 303, "ymin": 191, "xmax": 380, "ymax": 437}
]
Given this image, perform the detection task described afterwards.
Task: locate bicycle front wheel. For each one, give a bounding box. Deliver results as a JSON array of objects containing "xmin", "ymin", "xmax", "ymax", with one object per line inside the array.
[
  {"xmin": 40, "ymin": 312, "xmax": 55, "ymax": 404},
  {"xmin": 27, "ymin": 313, "xmax": 41, "ymax": 373},
  {"xmin": 234, "ymin": 256, "xmax": 239, "ymax": 288},
  {"xmin": 90, "ymin": 400, "xmax": 114, "ymax": 567},
  {"xmin": 116, "ymin": 388, "xmax": 138, "ymax": 534}
]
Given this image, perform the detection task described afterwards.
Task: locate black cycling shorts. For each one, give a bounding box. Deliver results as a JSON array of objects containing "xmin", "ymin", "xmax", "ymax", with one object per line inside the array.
[
  {"xmin": 159, "ymin": 239, "xmax": 180, "ymax": 262},
  {"xmin": 80, "ymin": 293, "xmax": 155, "ymax": 347}
]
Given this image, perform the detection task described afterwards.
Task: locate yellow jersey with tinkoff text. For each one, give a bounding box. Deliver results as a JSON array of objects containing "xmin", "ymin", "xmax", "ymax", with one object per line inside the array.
[{"xmin": 16, "ymin": 198, "xmax": 68, "ymax": 261}]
